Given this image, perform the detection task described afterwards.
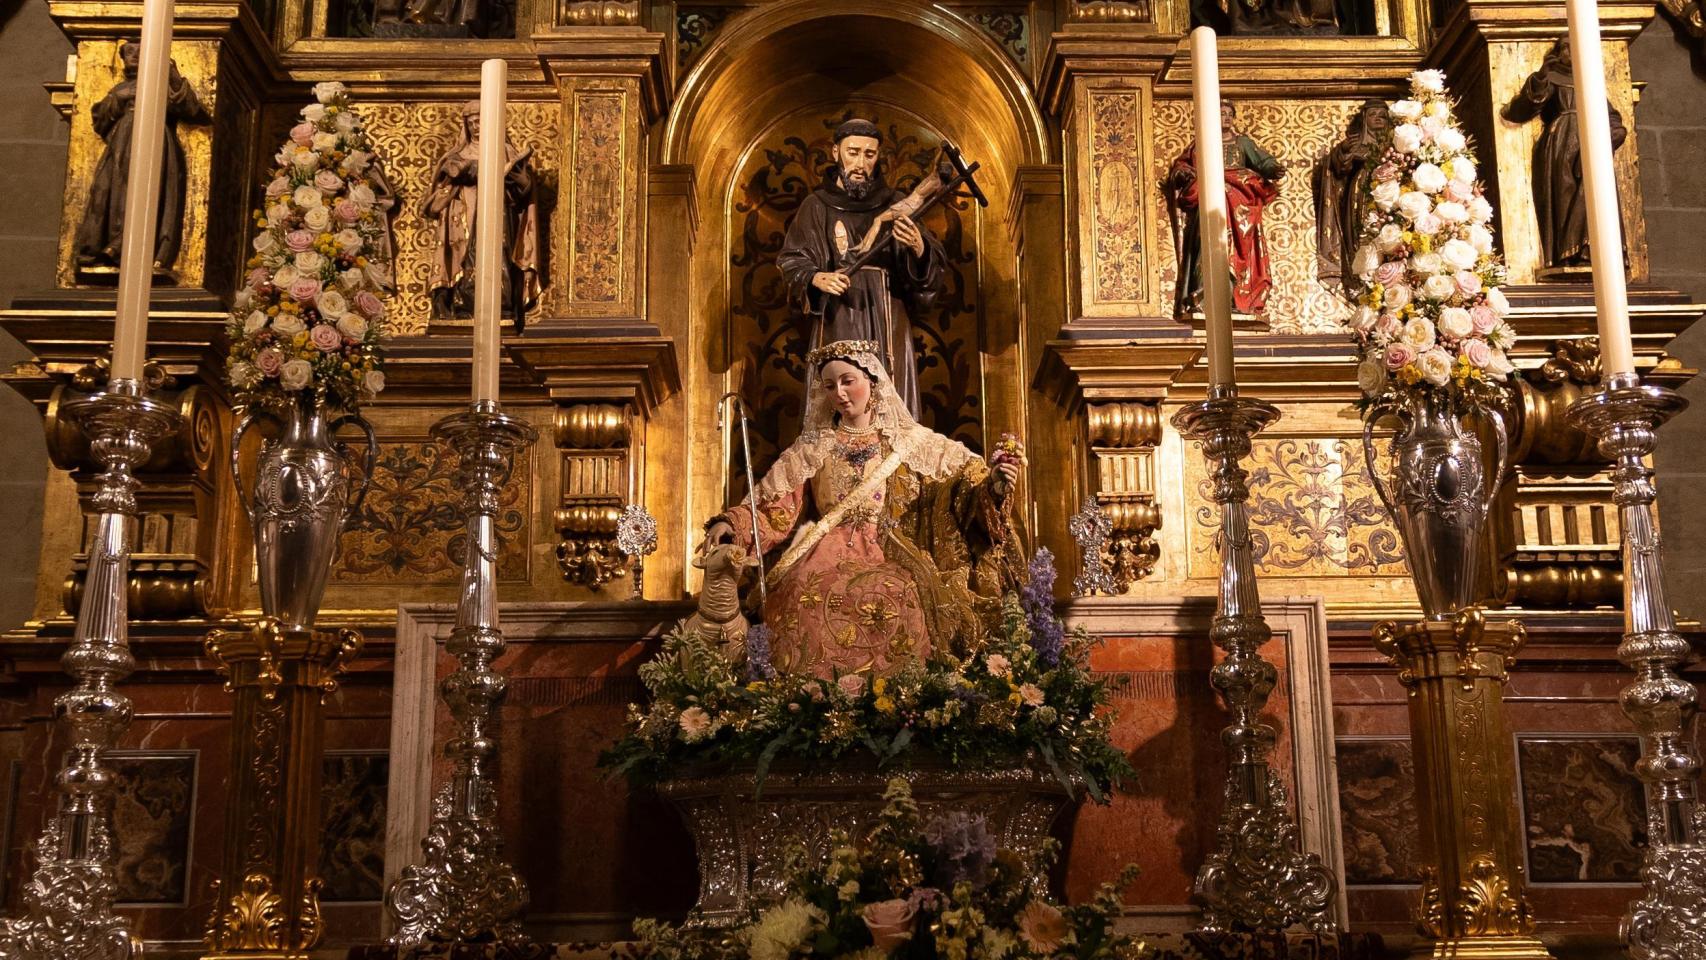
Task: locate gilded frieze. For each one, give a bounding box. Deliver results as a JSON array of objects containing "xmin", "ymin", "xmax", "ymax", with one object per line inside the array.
[
  {"xmin": 361, "ymin": 101, "xmax": 561, "ymax": 335},
  {"xmin": 333, "ymin": 440, "xmax": 531, "ymax": 584},
  {"xmin": 1152, "ymin": 99, "xmax": 1363, "ymax": 334},
  {"xmin": 1089, "ymin": 89, "xmax": 1148, "ymax": 306},
  {"xmin": 567, "ymin": 88, "xmax": 628, "ymax": 307}
]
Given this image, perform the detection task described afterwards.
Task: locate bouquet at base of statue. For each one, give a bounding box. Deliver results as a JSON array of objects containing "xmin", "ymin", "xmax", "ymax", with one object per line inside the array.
[
  {"xmin": 1346, "ymin": 69, "xmax": 1517, "ymax": 411},
  {"xmin": 227, "ymin": 81, "xmax": 392, "ymax": 414},
  {"xmin": 601, "ymin": 549, "xmax": 1134, "ymax": 800},
  {"xmin": 635, "ymin": 778, "xmax": 1147, "ymax": 960}
]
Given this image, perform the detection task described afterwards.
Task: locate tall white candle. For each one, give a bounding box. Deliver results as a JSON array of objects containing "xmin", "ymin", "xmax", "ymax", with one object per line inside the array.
[
  {"xmin": 1565, "ymin": 0, "xmax": 1635, "ymax": 379},
  {"xmin": 472, "ymin": 58, "xmax": 507, "ymax": 404},
  {"xmin": 1190, "ymin": 27, "xmax": 1235, "ymax": 388},
  {"xmin": 111, "ymin": 0, "xmax": 175, "ymax": 384}
]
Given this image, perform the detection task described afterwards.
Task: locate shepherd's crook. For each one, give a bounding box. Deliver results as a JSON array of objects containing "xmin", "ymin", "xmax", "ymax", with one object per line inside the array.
[{"xmin": 716, "ymin": 393, "xmax": 767, "ymax": 607}]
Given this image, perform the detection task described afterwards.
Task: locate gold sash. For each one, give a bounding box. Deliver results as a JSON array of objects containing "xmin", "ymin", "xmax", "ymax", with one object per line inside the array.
[{"xmin": 766, "ymin": 447, "xmax": 905, "ymax": 589}]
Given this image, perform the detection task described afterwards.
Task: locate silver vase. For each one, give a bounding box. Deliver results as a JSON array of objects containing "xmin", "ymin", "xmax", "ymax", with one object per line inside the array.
[
  {"xmin": 232, "ymin": 393, "xmax": 375, "ymax": 630},
  {"xmin": 1363, "ymin": 392, "xmax": 1508, "ymax": 620}
]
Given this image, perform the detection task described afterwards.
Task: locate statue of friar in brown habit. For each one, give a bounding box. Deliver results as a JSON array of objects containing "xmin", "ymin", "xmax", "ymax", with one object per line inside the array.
[
  {"xmin": 775, "ymin": 118, "xmax": 949, "ymax": 418},
  {"xmin": 75, "ymin": 40, "xmax": 210, "ymax": 278}
]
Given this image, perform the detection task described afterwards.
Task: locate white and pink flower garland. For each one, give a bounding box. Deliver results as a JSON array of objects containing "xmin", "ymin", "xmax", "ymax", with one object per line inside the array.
[
  {"xmin": 1348, "ymin": 69, "xmax": 1517, "ymax": 406},
  {"xmin": 227, "ymin": 81, "xmax": 391, "ymax": 412}
]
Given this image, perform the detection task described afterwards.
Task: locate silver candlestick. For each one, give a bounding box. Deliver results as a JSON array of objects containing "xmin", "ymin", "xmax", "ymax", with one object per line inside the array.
[
  {"xmin": 386, "ymin": 401, "xmax": 538, "ymax": 948},
  {"xmin": 1172, "ymin": 386, "xmax": 1338, "ymax": 938},
  {"xmin": 1568, "ymin": 372, "xmax": 1706, "ymax": 960},
  {"xmin": 0, "ymin": 379, "xmax": 178, "ymax": 960}
]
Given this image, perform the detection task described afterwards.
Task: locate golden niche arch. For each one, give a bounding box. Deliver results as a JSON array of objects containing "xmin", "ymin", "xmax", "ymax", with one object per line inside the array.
[{"xmin": 661, "ymin": 0, "xmax": 1050, "ymax": 504}]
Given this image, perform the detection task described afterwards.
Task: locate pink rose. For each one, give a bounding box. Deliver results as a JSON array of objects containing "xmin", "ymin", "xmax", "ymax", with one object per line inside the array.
[
  {"xmin": 861, "ymin": 899, "xmax": 917, "ymax": 951},
  {"xmin": 1454, "ymin": 270, "xmax": 1483, "ymax": 298},
  {"xmin": 265, "ymin": 176, "xmax": 290, "ymax": 198},
  {"xmin": 1373, "ymin": 161, "xmax": 1399, "ymax": 182},
  {"xmin": 1016, "ymin": 900, "xmax": 1070, "ymax": 954},
  {"xmin": 314, "ymin": 169, "xmax": 344, "ymax": 193},
  {"xmin": 335, "ymin": 200, "xmax": 361, "ymax": 223},
  {"xmin": 1470, "ymin": 304, "xmax": 1499, "ymax": 335},
  {"xmin": 1461, "ymin": 338, "xmax": 1494, "ymax": 369},
  {"xmin": 354, "ymin": 290, "xmax": 386, "ymax": 318},
  {"xmin": 288, "ymin": 278, "xmax": 323, "ymax": 302},
  {"xmin": 254, "ymin": 347, "xmax": 284, "ymax": 376},
  {"xmin": 310, "ymin": 323, "xmax": 344, "ymax": 352},
  {"xmin": 1385, "ymin": 342, "xmax": 1419, "ymax": 370},
  {"xmin": 1413, "ymin": 211, "xmax": 1442, "ymax": 236},
  {"xmin": 837, "ymin": 674, "xmax": 866, "ymax": 698},
  {"xmin": 1375, "ymin": 314, "xmax": 1404, "ymax": 339},
  {"xmin": 1444, "ymin": 179, "xmax": 1473, "ymax": 203},
  {"xmin": 247, "ymin": 267, "xmax": 272, "ymax": 290},
  {"xmin": 1374, "ymin": 260, "xmax": 1405, "ymax": 286},
  {"xmin": 286, "ymin": 229, "xmax": 315, "ymax": 252},
  {"xmin": 289, "ymin": 121, "xmax": 317, "ymax": 146}
]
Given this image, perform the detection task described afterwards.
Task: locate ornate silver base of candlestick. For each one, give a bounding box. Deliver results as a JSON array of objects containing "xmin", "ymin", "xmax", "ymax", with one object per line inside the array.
[
  {"xmin": 0, "ymin": 380, "xmax": 178, "ymax": 960},
  {"xmin": 1568, "ymin": 372, "xmax": 1706, "ymax": 960},
  {"xmin": 386, "ymin": 403, "xmax": 538, "ymax": 949},
  {"xmin": 1172, "ymin": 388, "xmax": 1338, "ymax": 938}
]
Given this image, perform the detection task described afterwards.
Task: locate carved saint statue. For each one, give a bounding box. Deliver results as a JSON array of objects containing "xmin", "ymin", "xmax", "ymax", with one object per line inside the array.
[
  {"xmin": 703, "ymin": 340, "xmax": 1023, "ymax": 679},
  {"xmin": 1502, "ymin": 40, "xmax": 1628, "ymax": 269},
  {"xmin": 1313, "ymin": 99, "xmax": 1392, "ymax": 297},
  {"xmin": 1191, "ymin": 0, "xmax": 1352, "ymax": 35},
  {"xmin": 1163, "ymin": 101, "xmax": 1287, "ymax": 322},
  {"xmin": 775, "ymin": 118, "xmax": 949, "ymax": 418},
  {"xmin": 75, "ymin": 40, "xmax": 210, "ymax": 277},
  {"xmin": 369, "ymin": 0, "xmax": 511, "ymax": 37},
  {"xmin": 422, "ymin": 101, "xmax": 541, "ymax": 327}
]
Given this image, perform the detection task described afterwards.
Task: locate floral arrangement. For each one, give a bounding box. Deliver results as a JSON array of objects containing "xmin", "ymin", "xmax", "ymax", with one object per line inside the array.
[
  {"xmin": 1347, "ymin": 69, "xmax": 1517, "ymax": 409},
  {"xmin": 635, "ymin": 778, "xmax": 1146, "ymax": 960},
  {"xmin": 227, "ymin": 81, "xmax": 391, "ymax": 413},
  {"xmin": 602, "ymin": 550, "xmax": 1133, "ymax": 800}
]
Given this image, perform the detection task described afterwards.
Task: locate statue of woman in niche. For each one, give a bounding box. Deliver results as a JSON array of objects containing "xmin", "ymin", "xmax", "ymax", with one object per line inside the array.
[
  {"xmin": 421, "ymin": 101, "xmax": 541, "ymax": 328},
  {"xmin": 1313, "ymin": 99, "xmax": 1391, "ymax": 297},
  {"xmin": 1502, "ymin": 39, "xmax": 1628, "ymax": 270},
  {"xmin": 702, "ymin": 340, "xmax": 1024, "ymax": 679},
  {"xmin": 75, "ymin": 40, "xmax": 210, "ymax": 279},
  {"xmin": 1163, "ymin": 100, "xmax": 1286, "ymax": 322}
]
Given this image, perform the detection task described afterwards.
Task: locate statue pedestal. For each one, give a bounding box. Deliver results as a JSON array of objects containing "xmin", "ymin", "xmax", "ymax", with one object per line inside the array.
[{"xmin": 658, "ymin": 761, "xmax": 1078, "ymax": 924}]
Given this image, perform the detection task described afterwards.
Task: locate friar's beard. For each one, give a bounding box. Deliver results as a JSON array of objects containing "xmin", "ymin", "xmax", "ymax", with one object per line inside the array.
[{"xmin": 837, "ymin": 164, "xmax": 882, "ymax": 200}]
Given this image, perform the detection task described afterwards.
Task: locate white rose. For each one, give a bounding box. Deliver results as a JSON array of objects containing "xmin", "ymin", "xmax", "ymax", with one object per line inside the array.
[
  {"xmin": 1403, "ymin": 317, "xmax": 1437, "ymax": 349},
  {"xmin": 1448, "ymin": 156, "xmax": 1478, "ymax": 184},
  {"xmin": 1468, "ymin": 224, "xmax": 1495, "ymax": 254},
  {"xmin": 335, "ymin": 229, "xmax": 363, "ymax": 255},
  {"xmin": 302, "ymin": 102, "xmax": 326, "ymax": 122},
  {"xmin": 295, "ymin": 250, "xmax": 326, "ymax": 274},
  {"xmin": 1397, "ymin": 191, "xmax": 1433, "ymax": 221},
  {"xmin": 293, "ymin": 185, "xmax": 323, "ymax": 209},
  {"xmin": 1372, "ymin": 179, "xmax": 1402, "ymax": 211},
  {"xmin": 273, "ymin": 263, "xmax": 301, "ymax": 288},
  {"xmin": 303, "ymin": 205, "xmax": 332, "ymax": 231},
  {"xmin": 1390, "ymin": 99, "xmax": 1423, "ymax": 121},
  {"xmin": 1468, "ymin": 196, "xmax": 1494, "ymax": 224},
  {"xmin": 1393, "ymin": 124, "xmax": 1425, "ymax": 154},
  {"xmin": 317, "ymin": 289, "xmax": 349, "ymax": 318},
  {"xmin": 1358, "ymin": 355, "xmax": 1389, "ymax": 396},
  {"xmin": 1487, "ymin": 347, "xmax": 1516, "ymax": 376},
  {"xmin": 253, "ymin": 231, "xmax": 278, "ymax": 254},
  {"xmin": 1435, "ymin": 201, "xmax": 1469, "ymax": 224},
  {"xmin": 336, "ymin": 314, "xmax": 367, "ymax": 341},
  {"xmin": 1411, "ymin": 251, "xmax": 1445, "ymax": 275},
  {"xmin": 1439, "ymin": 306, "xmax": 1474, "ymax": 339},
  {"xmin": 280, "ymin": 358, "xmax": 314, "ymax": 391},
  {"xmin": 311, "ymin": 131, "xmax": 338, "ymax": 153},
  {"xmin": 273, "ymin": 313, "xmax": 306, "ymax": 336},
  {"xmin": 362, "ymin": 369, "xmax": 386, "ymax": 395},
  {"xmin": 313, "ymin": 81, "xmax": 347, "ymax": 104},
  {"xmin": 243, "ymin": 310, "xmax": 269, "ymax": 334},
  {"xmin": 334, "ymin": 112, "xmax": 357, "ymax": 133},
  {"xmin": 1413, "ymin": 163, "xmax": 1448, "ymax": 194},
  {"xmin": 266, "ymin": 202, "xmax": 292, "ymax": 227},
  {"xmin": 1425, "ymin": 273, "xmax": 1458, "ymax": 300},
  {"xmin": 292, "ymin": 149, "xmax": 319, "ymax": 173},
  {"xmin": 1413, "ymin": 69, "xmax": 1447, "ymax": 93},
  {"xmin": 1419, "ymin": 348, "xmax": 1453, "ymax": 385},
  {"xmin": 1486, "ymin": 287, "xmax": 1511, "ymax": 316},
  {"xmin": 349, "ymin": 183, "xmax": 377, "ymax": 210},
  {"xmin": 1377, "ymin": 222, "xmax": 1406, "ymax": 252},
  {"xmin": 1435, "ymin": 127, "xmax": 1467, "ymax": 153},
  {"xmin": 1440, "ymin": 238, "xmax": 1480, "ymax": 270},
  {"xmin": 1352, "ymin": 244, "xmax": 1382, "ymax": 279}
]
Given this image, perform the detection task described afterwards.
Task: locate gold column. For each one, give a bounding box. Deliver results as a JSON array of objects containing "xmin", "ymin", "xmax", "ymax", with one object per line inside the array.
[
  {"xmin": 1086, "ymin": 401, "xmax": 1163, "ymax": 588},
  {"xmin": 201, "ymin": 621, "xmax": 362, "ymax": 960},
  {"xmin": 1372, "ymin": 610, "xmax": 1550, "ymax": 960},
  {"xmin": 645, "ymin": 163, "xmax": 698, "ymax": 598}
]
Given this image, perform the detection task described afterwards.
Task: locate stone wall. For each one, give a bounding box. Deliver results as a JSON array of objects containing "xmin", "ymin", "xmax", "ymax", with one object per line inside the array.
[
  {"xmin": 1632, "ymin": 15, "xmax": 1706, "ymax": 619},
  {"xmin": 0, "ymin": 0, "xmax": 68, "ymax": 631}
]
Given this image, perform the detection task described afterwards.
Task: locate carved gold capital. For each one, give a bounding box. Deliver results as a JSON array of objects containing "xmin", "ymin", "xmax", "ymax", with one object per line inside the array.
[
  {"xmin": 202, "ymin": 872, "xmax": 324, "ymax": 959},
  {"xmin": 1371, "ymin": 609, "xmax": 1525, "ymax": 693},
  {"xmin": 204, "ymin": 619, "xmax": 364, "ymax": 701},
  {"xmin": 560, "ymin": 0, "xmax": 639, "ymax": 25}
]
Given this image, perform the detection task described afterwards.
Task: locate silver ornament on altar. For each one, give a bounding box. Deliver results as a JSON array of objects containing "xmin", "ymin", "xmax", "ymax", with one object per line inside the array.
[
  {"xmin": 386, "ymin": 402, "xmax": 538, "ymax": 948},
  {"xmin": 0, "ymin": 380, "xmax": 177, "ymax": 960},
  {"xmin": 616, "ymin": 502, "xmax": 658, "ymax": 599},
  {"xmin": 1173, "ymin": 386, "xmax": 1339, "ymax": 938},
  {"xmin": 1067, "ymin": 496, "xmax": 1117, "ymax": 597},
  {"xmin": 1568, "ymin": 372, "xmax": 1706, "ymax": 960}
]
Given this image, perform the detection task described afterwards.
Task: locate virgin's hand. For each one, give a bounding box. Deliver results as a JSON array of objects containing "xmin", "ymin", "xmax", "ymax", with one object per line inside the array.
[
  {"xmin": 991, "ymin": 459, "xmax": 1020, "ymax": 493},
  {"xmin": 704, "ymin": 521, "xmax": 736, "ymax": 546},
  {"xmin": 892, "ymin": 217, "xmax": 926, "ymax": 257},
  {"xmin": 812, "ymin": 271, "xmax": 850, "ymax": 296}
]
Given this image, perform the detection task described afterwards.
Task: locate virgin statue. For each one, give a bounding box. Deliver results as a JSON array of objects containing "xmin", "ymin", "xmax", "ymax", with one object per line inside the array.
[{"xmin": 703, "ymin": 340, "xmax": 1024, "ymax": 679}]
